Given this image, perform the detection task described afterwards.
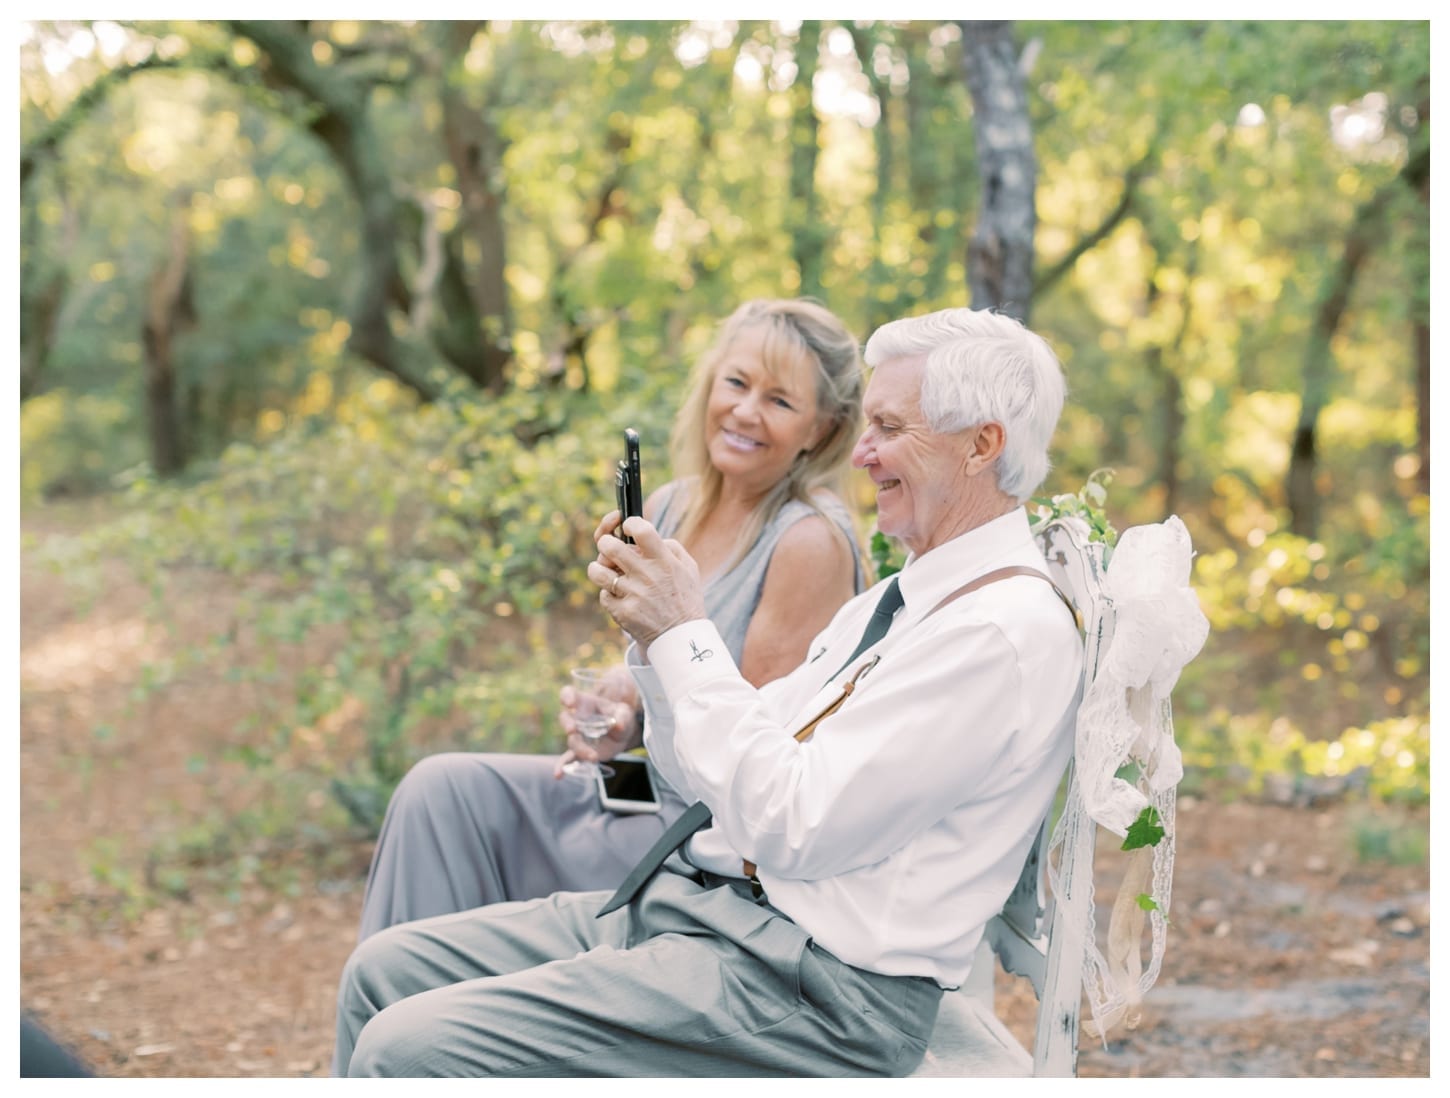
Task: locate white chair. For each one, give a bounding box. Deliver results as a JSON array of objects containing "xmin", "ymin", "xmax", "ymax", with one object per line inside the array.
[{"xmin": 911, "ymin": 514, "xmax": 1204, "ymax": 1077}]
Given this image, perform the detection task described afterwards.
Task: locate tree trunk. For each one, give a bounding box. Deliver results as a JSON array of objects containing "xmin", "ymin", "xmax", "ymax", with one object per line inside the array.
[
  {"xmin": 1414, "ymin": 319, "xmax": 1429, "ymax": 494},
  {"xmin": 439, "ymin": 21, "xmax": 513, "ymax": 392},
  {"xmin": 958, "ymin": 20, "xmax": 1037, "ymax": 322},
  {"xmin": 141, "ymin": 202, "xmax": 196, "ymax": 477},
  {"xmin": 230, "ymin": 20, "xmax": 441, "ymax": 401},
  {"xmin": 1287, "ymin": 138, "xmax": 1428, "ymax": 535},
  {"xmin": 20, "ymin": 278, "xmax": 63, "ymax": 402},
  {"xmin": 21, "ymin": 153, "xmax": 85, "ymax": 403},
  {"xmin": 788, "ymin": 21, "xmax": 825, "ymax": 299},
  {"xmin": 848, "ymin": 24, "xmax": 895, "ymax": 332},
  {"xmin": 903, "ymin": 25, "xmax": 962, "ymax": 306},
  {"xmin": 1286, "ymin": 195, "xmax": 1386, "ymax": 537},
  {"xmin": 1407, "ymin": 93, "xmax": 1430, "ymax": 496},
  {"xmin": 663, "ymin": 39, "xmax": 742, "ymax": 351},
  {"xmin": 1161, "ymin": 368, "xmax": 1185, "ymax": 517},
  {"xmin": 546, "ymin": 124, "xmax": 631, "ymax": 390}
]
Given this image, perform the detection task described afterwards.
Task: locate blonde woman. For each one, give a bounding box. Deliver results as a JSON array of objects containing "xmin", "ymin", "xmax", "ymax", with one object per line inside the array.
[{"xmin": 354, "ymin": 299, "xmax": 866, "ymax": 939}]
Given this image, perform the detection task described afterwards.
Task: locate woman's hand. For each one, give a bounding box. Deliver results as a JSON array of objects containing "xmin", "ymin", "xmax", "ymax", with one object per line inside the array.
[
  {"xmin": 552, "ymin": 663, "xmax": 639, "ymax": 779},
  {"xmin": 588, "ymin": 511, "xmax": 708, "ymax": 648}
]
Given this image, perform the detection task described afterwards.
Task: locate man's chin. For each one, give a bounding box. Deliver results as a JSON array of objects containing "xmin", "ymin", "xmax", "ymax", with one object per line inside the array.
[{"xmin": 875, "ymin": 519, "xmax": 903, "ymax": 542}]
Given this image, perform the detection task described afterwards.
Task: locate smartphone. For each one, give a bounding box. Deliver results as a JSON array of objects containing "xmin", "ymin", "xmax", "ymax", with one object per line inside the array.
[
  {"xmin": 614, "ymin": 427, "xmax": 643, "ymax": 543},
  {"xmin": 595, "ymin": 755, "xmax": 661, "ymax": 814}
]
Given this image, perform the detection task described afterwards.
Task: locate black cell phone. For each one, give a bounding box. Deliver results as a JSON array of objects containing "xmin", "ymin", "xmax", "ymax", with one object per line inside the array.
[
  {"xmin": 595, "ymin": 755, "xmax": 661, "ymax": 815},
  {"xmin": 614, "ymin": 427, "xmax": 643, "ymax": 543}
]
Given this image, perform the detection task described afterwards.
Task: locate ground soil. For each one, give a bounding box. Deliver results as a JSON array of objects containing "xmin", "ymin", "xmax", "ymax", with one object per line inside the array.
[{"xmin": 18, "ymin": 504, "xmax": 1431, "ymax": 1078}]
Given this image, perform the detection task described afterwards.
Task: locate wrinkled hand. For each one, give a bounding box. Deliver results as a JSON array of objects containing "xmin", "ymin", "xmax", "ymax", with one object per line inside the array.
[
  {"xmin": 588, "ymin": 511, "xmax": 708, "ymax": 649},
  {"xmin": 552, "ymin": 663, "xmax": 639, "ymax": 778}
]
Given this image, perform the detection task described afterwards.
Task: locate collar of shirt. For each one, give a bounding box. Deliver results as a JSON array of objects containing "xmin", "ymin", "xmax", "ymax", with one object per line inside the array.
[{"xmin": 891, "ymin": 506, "xmax": 1038, "ymax": 626}]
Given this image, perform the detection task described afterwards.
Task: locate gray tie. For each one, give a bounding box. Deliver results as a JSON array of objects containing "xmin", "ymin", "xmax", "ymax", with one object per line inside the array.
[{"xmin": 825, "ymin": 575, "xmax": 902, "ymax": 681}]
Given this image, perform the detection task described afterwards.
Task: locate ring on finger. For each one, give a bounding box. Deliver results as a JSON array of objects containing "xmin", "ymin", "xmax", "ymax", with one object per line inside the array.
[{"xmin": 611, "ymin": 575, "xmax": 621, "ymax": 597}]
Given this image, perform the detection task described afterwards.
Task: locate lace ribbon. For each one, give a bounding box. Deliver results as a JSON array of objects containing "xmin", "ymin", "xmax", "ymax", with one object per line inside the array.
[{"xmin": 1046, "ymin": 515, "xmax": 1209, "ymax": 1042}]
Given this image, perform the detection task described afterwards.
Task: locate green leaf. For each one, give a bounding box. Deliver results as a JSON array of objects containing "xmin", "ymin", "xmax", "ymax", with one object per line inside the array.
[
  {"xmin": 1121, "ymin": 805, "xmax": 1165, "ymax": 851},
  {"xmin": 870, "ymin": 530, "xmax": 903, "ymax": 579},
  {"xmin": 1135, "ymin": 893, "xmax": 1160, "ymax": 912}
]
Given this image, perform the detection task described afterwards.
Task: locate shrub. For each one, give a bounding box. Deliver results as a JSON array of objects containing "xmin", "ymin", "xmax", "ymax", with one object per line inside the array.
[{"xmin": 47, "ymin": 380, "xmax": 676, "ymax": 834}]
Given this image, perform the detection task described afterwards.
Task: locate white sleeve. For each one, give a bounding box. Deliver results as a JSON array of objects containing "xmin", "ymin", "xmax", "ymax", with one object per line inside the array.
[{"xmin": 626, "ymin": 617, "xmax": 736, "ymax": 806}]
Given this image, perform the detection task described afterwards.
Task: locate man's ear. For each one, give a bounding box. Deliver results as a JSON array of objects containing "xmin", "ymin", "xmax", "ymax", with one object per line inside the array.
[{"xmin": 964, "ymin": 422, "xmax": 1006, "ymax": 475}]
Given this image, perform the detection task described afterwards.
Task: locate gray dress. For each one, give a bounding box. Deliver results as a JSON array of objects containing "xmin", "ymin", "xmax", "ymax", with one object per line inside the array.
[{"xmin": 354, "ymin": 482, "xmax": 863, "ymax": 940}]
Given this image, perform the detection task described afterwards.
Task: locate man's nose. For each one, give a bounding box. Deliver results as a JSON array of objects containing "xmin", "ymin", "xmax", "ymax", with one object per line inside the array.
[
  {"xmin": 733, "ymin": 390, "xmax": 763, "ymax": 421},
  {"xmin": 851, "ymin": 430, "xmax": 874, "ymax": 468}
]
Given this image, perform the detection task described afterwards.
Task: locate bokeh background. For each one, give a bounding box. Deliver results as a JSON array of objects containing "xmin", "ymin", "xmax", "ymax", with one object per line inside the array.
[{"xmin": 18, "ymin": 19, "xmax": 1430, "ymax": 1077}]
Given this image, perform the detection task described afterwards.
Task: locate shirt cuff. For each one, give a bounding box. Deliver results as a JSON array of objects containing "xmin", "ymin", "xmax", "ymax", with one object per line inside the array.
[
  {"xmin": 625, "ymin": 640, "xmax": 671, "ymax": 720},
  {"xmin": 646, "ymin": 619, "xmax": 741, "ymax": 708}
]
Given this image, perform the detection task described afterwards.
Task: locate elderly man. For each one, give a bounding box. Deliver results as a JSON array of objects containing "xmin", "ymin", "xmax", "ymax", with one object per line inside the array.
[{"xmin": 332, "ymin": 307, "xmax": 1083, "ymax": 1077}]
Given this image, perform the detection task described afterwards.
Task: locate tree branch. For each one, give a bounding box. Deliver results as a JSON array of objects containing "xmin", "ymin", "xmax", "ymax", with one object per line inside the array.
[
  {"xmin": 228, "ymin": 19, "xmax": 442, "ymax": 401},
  {"xmin": 23, "ymin": 54, "xmax": 189, "ymax": 188},
  {"xmin": 1035, "ymin": 144, "xmax": 1157, "ymax": 298}
]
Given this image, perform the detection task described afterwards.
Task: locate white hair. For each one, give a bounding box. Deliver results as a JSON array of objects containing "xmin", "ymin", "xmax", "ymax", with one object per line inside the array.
[{"xmin": 863, "ymin": 307, "xmax": 1067, "ymax": 502}]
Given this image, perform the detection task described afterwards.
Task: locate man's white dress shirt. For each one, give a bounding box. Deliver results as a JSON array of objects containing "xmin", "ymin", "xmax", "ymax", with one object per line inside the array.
[{"xmin": 629, "ymin": 507, "xmax": 1083, "ymax": 989}]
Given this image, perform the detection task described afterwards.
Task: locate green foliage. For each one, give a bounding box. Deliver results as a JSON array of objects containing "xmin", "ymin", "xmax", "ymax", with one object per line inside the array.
[
  {"xmin": 869, "ymin": 530, "xmax": 901, "ymax": 580},
  {"xmin": 1346, "ymin": 807, "xmax": 1428, "ymax": 867},
  {"xmin": 52, "ymin": 378, "xmax": 679, "ymax": 834},
  {"xmin": 83, "ymin": 836, "xmax": 151, "ymax": 921},
  {"xmin": 1176, "ymin": 708, "xmax": 1428, "ymax": 807},
  {"xmin": 20, "ymin": 389, "xmax": 146, "ymax": 501},
  {"xmin": 1176, "ymin": 483, "xmax": 1428, "ymax": 804},
  {"xmin": 1030, "ymin": 468, "xmax": 1119, "ymax": 547},
  {"xmin": 1121, "ymin": 806, "xmax": 1166, "ymax": 851}
]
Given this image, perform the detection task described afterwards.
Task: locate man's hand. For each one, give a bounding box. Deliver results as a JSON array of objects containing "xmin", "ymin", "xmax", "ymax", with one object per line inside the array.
[
  {"xmin": 552, "ymin": 663, "xmax": 639, "ymax": 779},
  {"xmin": 588, "ymin": 511, "xmax": 708, "ymax": 649}
]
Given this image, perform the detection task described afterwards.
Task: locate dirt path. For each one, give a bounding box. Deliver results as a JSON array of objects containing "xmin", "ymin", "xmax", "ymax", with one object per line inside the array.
[{"xmin": 18, "ymin": 507, "xmax": 1430, "ymax": 1078}]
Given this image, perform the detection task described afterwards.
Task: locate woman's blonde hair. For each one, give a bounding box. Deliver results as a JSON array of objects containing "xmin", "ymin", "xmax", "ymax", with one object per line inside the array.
[{"xmin": 669, "ymin": 298, "xmax": 864, "ymax": 567}]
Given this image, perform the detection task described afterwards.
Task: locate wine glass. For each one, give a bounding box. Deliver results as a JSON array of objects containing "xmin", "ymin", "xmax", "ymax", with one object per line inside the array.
[{"xmin": 561, "ymin": 668, "xmax": 617, "ymax": 781}]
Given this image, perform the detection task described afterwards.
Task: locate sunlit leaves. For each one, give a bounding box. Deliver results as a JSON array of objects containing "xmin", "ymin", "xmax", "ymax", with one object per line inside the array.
[{"xmin": 19, "ymin": 19, "xmax": 1430, "ymax": 826}]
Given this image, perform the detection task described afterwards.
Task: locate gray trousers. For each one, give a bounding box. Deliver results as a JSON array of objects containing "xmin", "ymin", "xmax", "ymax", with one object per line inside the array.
[
  {"xmin": 333, "ymin": 863, "xmax": 942, "ymax": 1077},
  {"xmin": 356, "ymin": 752, "xmax": 691, "ymax": 940}
]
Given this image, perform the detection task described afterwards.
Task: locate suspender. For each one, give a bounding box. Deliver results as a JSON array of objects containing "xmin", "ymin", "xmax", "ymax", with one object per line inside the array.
[{"xmin": 931, "ymin": 564, "xmax": 1081, "ymax": 630}]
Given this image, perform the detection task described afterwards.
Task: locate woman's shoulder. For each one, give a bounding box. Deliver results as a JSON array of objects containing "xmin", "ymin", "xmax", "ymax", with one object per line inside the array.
[
  {"xmin": 760, "ymin": 490, "xmax": 862, "ymax": 561},
  {"xmin": 806, "ymin": 488, "xmax": 854, "ymax": 524},
  {"xmin": 750, "ymin": 505, "xmax": 861, "ymax": 604},
  {"xmin": 769, "ymin": 509, "xmax": 854, "ymax": 562},
  {"xmin": 779, "ymin": 489, "xmax": 856, "ymax": 541},
  {"xmin": 647, "ymin": 477, "xmax": 693, "ymax": 532},
  {"xmin": 803, "ymin": 489, "xmax": 867, "ymax": 588}
]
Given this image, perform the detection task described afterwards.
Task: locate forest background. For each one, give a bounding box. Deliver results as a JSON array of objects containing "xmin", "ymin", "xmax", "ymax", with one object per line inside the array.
[{"xmin": 16, "ymin": 17, "xmax": 1432, "ymax": 1077}]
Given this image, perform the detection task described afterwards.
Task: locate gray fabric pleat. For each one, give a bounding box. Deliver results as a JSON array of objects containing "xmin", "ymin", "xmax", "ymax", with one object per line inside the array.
[{"xmin": 335, "ymin": 868, "xmax": 941, "ymax": 1077}]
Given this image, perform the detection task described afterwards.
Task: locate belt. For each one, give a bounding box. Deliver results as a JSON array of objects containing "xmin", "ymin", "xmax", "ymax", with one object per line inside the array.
[{"xmin": 696, "ymin": 867, "xmax": 768, "ymax": 902}]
